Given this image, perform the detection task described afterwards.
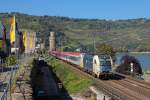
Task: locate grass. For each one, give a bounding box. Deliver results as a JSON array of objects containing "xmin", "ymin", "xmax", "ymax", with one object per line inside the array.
[{"xmin": 47, "ymin": 56, "xmax": 94, "ymax": 94}]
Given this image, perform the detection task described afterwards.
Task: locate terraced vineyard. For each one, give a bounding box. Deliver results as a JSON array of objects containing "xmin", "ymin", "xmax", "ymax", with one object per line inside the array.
[{"xmin": 1, "ymin": 12, "xmax": 150, "ymax": 51}]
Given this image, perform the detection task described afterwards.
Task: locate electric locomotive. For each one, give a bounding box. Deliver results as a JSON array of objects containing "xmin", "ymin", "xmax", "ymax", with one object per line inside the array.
[{"xmin": 92, "ymin": 55, "xmax": 113, "ymax": 78}]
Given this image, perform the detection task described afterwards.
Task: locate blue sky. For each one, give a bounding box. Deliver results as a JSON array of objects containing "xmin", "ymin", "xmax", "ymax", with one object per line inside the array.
[{"xmin": 0, "ymin": 0, "xmax": 150, "ymax": 19}]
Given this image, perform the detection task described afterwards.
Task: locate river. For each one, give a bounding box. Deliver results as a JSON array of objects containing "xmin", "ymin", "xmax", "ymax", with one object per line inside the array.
[{"xmin": 116, "ymin": 53, "xmax": 150, "ymax": 71}]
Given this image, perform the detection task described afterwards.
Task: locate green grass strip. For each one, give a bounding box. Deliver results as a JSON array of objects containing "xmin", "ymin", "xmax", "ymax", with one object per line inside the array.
[{"xmin": 47, "ymin": 56, "xmax": 95, "ymax": 94}]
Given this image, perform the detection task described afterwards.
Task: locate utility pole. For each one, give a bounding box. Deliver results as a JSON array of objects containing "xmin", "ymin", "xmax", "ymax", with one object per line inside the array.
[
  {"xmin": 59, "ymin": 34, "xmax": 62, "ymax": 51},
  {"xmin": 92, "ymin": 33, "xmax": 96, "ymax": 54},
  {"xmin": 59, "ymin": 33, "xmax": 63, "ymax": 51}
]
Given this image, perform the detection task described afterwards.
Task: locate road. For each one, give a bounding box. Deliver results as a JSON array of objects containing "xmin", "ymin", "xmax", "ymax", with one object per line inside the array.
[{"xmin": 0, "ymin": 55, "xmax": 34, "ymax": 100}]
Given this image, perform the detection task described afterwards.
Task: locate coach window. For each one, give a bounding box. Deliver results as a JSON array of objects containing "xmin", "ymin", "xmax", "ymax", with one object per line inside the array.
[{"xmin": 94, "ymin": 60, "xmax": 97, "ymax": 64}]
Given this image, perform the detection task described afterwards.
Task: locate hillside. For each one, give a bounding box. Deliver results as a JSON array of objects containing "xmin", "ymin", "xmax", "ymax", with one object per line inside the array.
[{"xmin": 0, "ymin": 12, "xmax": 150, "ymax": 52}]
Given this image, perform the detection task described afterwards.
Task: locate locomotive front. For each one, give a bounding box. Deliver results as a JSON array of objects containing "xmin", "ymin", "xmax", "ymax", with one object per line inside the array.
[{"xmin": 93, "ymin": 55, "xmax": 113, "ymax": 78}]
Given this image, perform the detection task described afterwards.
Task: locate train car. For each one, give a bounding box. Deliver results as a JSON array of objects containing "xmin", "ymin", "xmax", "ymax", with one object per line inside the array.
[
  {"xmin": 65, "ymin": 52, "xmax": 81, "ymax": 65},
  {"xmin": 51, "ymin": 51, "xmax": 81, "ymax": 65},
  {"xmin": 82, "ymin": 54, "xmax": 93, "ymax": 72},
  {"xmin": 93, "ymin": 55, "xmax": 113, "ymax": 78}
]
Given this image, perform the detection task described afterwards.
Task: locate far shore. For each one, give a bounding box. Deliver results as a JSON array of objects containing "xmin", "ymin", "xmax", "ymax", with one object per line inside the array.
[
  {"xmin": 130, "ymin": 52, "xmax": 150, "ymax": 54},
  {"xmin": 117, "ymin": 52, "xmax": 150, "ymax": 54}
]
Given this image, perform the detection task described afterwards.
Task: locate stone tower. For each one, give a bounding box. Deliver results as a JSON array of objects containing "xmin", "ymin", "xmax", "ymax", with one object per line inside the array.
[{"xmin": 49, "ymin": 32, "xmax": 56, "ymax": 51}]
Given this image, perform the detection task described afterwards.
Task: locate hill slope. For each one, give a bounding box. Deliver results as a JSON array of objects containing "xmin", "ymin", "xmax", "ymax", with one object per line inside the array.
[{"xmin": 0, "ymin": 12, "xmax": 150, "ymax": 51}]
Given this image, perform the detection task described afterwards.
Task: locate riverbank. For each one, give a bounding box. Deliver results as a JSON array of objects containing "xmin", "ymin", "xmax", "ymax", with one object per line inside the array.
[
  {"xmin": 117, "ymin": 52, "xmax": 150, "ymax": 54},
  {"xmin": 130, "ymin": 52, "xmax": 150, "ymax": 54}
]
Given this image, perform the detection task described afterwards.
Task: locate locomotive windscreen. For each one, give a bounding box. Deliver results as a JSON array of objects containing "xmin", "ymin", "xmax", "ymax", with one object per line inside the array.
[
  {"xmin": 99, "ymin": 55, "xmax": 112, "ymax": 72},
  {"xmin": 100, "ymin": 60, "xmax": 111, "ymax": 66}
]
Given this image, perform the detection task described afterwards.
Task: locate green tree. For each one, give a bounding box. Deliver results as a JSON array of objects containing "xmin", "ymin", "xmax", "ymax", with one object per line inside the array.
[{"xmin": 96, "ymin": 44, "xmax": 116, "ymax": 61}]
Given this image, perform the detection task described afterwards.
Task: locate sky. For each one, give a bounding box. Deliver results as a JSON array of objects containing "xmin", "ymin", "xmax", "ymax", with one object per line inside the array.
[{"xmin": 0, "ymin": 0, "xmax": 150, "ymax": 20}]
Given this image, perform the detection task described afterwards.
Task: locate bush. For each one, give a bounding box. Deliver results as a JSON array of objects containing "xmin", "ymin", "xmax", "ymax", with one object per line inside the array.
[{"xmin": 5, "ymin": 55, "xmax": 17, "ymax": 66}]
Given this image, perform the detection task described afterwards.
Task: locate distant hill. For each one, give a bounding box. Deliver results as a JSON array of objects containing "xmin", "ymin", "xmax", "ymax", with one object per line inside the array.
[{"xmin": 0, "ymin": 12, "xmax": 150, "ymax": 52}]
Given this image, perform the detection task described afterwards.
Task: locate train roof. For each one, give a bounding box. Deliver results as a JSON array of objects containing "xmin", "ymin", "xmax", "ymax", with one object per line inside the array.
[
  {"xmin": 51, "ymin": 51, "xmax": 81, "ymax": 57},
  {"xmin": 63, "ymin": 52, "xmax": 81, "ymax": 57}
]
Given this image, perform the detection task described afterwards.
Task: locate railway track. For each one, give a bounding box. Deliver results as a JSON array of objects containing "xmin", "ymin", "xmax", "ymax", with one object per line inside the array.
[
  {"xmin": 53, "ymin": 57, "xmax": 150, "ymax": 100},
  {"xmin": 113, "ymin": 73, "xmax": 150, "ymax": 99},
  {"xmin": 109, "ymin": 79, "xmax": 150, "ymax": 100},
  {"xmin": 115, "ymin": 72, "xmax": 150, "ymax": 87}
]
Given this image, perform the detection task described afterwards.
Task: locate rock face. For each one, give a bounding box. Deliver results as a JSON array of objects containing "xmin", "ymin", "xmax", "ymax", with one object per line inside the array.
[{"xmin": 116, "ymin": 55, "xmax": 143, "ymax": 75}]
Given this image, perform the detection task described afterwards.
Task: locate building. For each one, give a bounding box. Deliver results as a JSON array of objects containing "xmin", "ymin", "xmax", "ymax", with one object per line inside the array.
[
  {"xmin": 23, "ymin": 31, "xmax": 36, "ymax": 54},
  {"xmin": 49, "ymin": 32, "xmax": 56, "ymax": 51},
  {"xmin": 0, "ymin": 21, "xmax": 9, "ymax": 57}
]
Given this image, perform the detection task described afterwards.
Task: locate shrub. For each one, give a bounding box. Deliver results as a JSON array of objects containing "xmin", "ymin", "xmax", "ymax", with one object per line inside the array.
[{"xmin": 5, "ymin": 55, "xmax": 17, "ymax": 66}]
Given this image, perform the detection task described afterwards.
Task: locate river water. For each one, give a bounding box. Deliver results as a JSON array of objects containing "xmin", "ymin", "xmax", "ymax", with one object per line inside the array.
[{"xmin": 116, "ymin": 53, "xmax": 150, "ymax": 71}]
